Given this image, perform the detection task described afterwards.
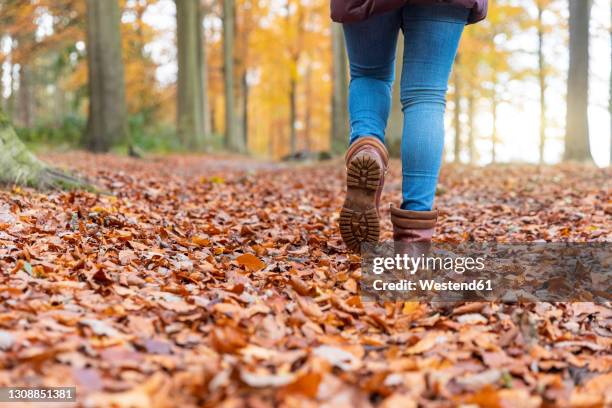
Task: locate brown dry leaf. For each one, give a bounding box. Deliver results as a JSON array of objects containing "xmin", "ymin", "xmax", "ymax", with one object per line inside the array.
[
  {"xmin": 84, "ymin": 373, "xmax": 170, "ymax": 408},
  {"xmin": 459, "ymin": 386, "xmax": 542, "ymax": 408},
  {"xmin": 282, "ymin": 372, "xmax": 322, "ymax": 398},
  {"xmin": 313, "ymin": 345, "xmax": 361, "ymax": 371},
  {"xmin": 191, "ymin": 235, "xmax": 210, "ymax": 247},
  {"xmin": 402, "ymin": 301, "xmax": 421, "ymax": 315},
  {"xmin": 80, "ymin": 319, "xmax": 122, "ymax": 338},
  {"xmin": 211, "ymin": 326, "xmax": 248, "ymax": 354},
  {"xmin": 380, "ymin": 394, "xmax": 417, "ymax": 408},
  {"xmin": 405, "ymin": 332, "xmax": 446, "ymax": 355},
  {"xmin": 119, "ymin": 249, "xmax": 136, "ymax": 265},
  {"xmin": 289, "ymin": 276, "xmax": 314, "ymax": 296},
  {"xmin": 240, "ymin": 369, "xmax": 295, "ymax": 388},
  {"xmin": 296, "ymin": 295, "xmax": 323, "ymax": 319}
]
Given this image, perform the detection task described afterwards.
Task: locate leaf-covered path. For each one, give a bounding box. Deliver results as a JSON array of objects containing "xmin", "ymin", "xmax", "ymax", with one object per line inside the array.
[{"xmin": 0, "ymin": 153, "xmax": 610, "ymax": 407}]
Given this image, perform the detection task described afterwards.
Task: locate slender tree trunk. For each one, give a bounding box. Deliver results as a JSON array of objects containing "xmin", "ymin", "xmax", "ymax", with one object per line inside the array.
[
  {"xmin": 609, "ymin": 0, "xmax": 611, "ymax": 165},
  {"xmin": 0, "ymin": 65, "xmax": 4, "ymax": 114},
  {"xmin": 242, "ymin": 71, "xmax": 248, "ymax": 148},
  {"xmin": 331, "ymin": 23, "xmax": 349, "ymax": 154},
  {"xmin": 388, "ymin": 34, "xmax": 403, "ymax": 158},
  {"xmin": 304, "ymin": 61, "xmax": 312, "ymax": 152},
  {"xmin": 538, "ymin": 3, "xmax": 547, "ymax": 165},
  {"xmin": 210, "ymin": 96, "xmax": 217, "ymax": 134},
  {"xmin": 467, "ymin": 92, "xmax": 476, "ymax": 164},
  {"xmin": 7, "ymin": 62, "xmax": 16, "ymax": 120},
  {"xmin": 564, "ymin": 0, "xmax": 593, "ymax": 162},
  {"xmin": 289, "ymin": 70, "xmax": 297, "ymax": 155},
  {"xmin": 18, "ymin": 64, "xmax": 35, "ymax": 128},
  {"xmin": 287, "ymin": 2, "xmax": 303, "ymax": 156},
  {"xmin": 453, "ymin": 54, "xmax": 462, "ymax": 164},
  {"xmin": 54, "ymin": 84, "xmax": 65, "ymax": 127},
  {"xmin": 223, "ymin": 0, "xmax": 243, "ymax": 152},
  {"xmin": 201, "ymin": 4, "xmax": 212, "ymax": 138},
  {"xmin": 491, "ymin": 96, "xmax": 497, "ymax": 164},
  {"xmin": 176, "ymin": 0, "xmax": 205, "ymax": 150},
  {"xmin": 85, "ymin": 0, "xmax": 128, "ymax": 152},
  {"xmin": 236, "ymin": 2, "xmax": 250, "ymax": 151}
]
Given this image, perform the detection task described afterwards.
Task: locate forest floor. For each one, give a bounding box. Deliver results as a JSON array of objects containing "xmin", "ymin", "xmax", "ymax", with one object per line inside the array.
[{"xmin": 0, "ymin": 152, "xmax": 610, "ymax": 407}]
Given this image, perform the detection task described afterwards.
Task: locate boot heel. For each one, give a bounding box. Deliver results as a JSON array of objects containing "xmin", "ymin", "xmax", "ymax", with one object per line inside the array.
[
  {"xmin": 346, "ymin": 155, "xmax": 381, "ymax": 191},
  {"xmin": 339, "ymin": 207, "xmax": 379, "ymax": 252}
]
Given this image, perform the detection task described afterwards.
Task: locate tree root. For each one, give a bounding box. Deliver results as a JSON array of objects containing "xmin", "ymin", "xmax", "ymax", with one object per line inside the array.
[{"xmin": 0, "ymin": 110, "xmax": 97, "ymax": 191}]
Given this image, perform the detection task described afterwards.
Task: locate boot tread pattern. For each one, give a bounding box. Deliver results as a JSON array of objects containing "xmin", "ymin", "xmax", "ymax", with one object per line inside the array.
[
  {"xmin": 339, "ymin": 153, "xmax": 382, "ymax": 252},
  {"xmin": 346, "ymin": 155, "xmax": 381, "ymax": 191}
]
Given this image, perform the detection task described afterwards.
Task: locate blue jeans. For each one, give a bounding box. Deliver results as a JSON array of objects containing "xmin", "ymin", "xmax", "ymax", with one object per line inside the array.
[{"xmin": 343, "ymin": 6, "xmax": 468, "ymax": 211}]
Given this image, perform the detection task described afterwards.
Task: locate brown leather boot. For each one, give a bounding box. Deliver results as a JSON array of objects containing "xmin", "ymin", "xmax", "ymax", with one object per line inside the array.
[
  {"xmin": 339, "ymin": 136, "xmax": 389, "ymax": 252},
  {"xmin": 390, "ymin": 205, "xmax": 438, "ymax": 255}
]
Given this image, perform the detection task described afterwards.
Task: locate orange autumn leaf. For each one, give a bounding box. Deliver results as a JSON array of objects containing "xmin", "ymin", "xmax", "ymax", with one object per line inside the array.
[
  {"xmin": 282, "ymin": 372, "xmax": 322, "ymax": 398},
  {"xmin": 211, "ymin": 326, "xmax": 248, "ymax": 354},
  {"xmin": 191, "ymin": 235, "xmax": 210, "ymax": 247},
  {"xmin": 236, "ymin": 253, "xmax": 266, "ymax": 272}
]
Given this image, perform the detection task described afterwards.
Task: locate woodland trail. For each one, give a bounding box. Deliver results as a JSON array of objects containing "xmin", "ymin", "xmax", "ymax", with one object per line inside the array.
[{"xmin": 0, "ymin": 152, "xmax": 610, "ymax": 407}]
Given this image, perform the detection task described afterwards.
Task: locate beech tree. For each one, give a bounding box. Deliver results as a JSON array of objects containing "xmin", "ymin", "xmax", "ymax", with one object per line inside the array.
[
  {"xmin": 176, "ymin": 0, "xmax": 207, "ymax": 149},
  {"xmin": 536, "ymin": 0, "xmax": 550, "ymax": 164},
  {"xmin": 453, "ymin": 54, "xmax": 462, "ymax": 163},
  {"xmin": 331, "ymin": 23, "xmax": 350, "ymax": 154},
  {"xmin": 84, "ymin": 0, "xmax": 128, "ymax": 152},
  {"xmin": 387, "ymin": 35, "xmax": 403, "ymax": 158},
  {"xmin": 223, "ymin": 0, "xmax": 244, "ymax": 153},
  {"xmin": 564, "ymin": 0, "xmax": 593, "ymax": 162}
]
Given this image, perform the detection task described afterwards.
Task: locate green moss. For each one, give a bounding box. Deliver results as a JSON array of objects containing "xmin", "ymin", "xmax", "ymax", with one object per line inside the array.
[{"xmin": 0, "ymin": 110, "xmax": 9, "ymax": 128}]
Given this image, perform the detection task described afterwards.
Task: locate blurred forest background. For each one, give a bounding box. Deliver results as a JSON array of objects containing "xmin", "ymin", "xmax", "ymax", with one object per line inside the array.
[{"xmin": 0, "ymin": 0, "xmax": 610, "ymax": 166}]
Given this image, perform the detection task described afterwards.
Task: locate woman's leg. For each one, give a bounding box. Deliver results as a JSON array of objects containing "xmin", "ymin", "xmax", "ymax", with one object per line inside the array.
[
  {"xmin": 339, "ymin": 13, "xmax": 400, "ymax": 252},
  {"xmin": 400, "ymin": 6, "xmax": 468, "ymax": 211},
  {"xmin": 343, "ymin": 10, "xmax": 402, "ymax": 145}
]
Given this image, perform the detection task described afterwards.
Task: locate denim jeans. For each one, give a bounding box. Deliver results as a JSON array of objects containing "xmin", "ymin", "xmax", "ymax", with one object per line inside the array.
[{"xmin": 343, "ymin": 6, "xmax": 468, "ymax": 211}]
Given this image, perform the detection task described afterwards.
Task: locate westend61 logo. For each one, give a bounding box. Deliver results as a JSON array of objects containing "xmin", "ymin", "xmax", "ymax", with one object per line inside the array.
[{"xmin": 360, "ymin": 242, "xmax": 611, "ymax": 303}]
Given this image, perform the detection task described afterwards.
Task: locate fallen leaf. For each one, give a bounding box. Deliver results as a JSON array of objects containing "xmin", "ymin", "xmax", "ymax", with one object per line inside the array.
[{"xmin": 236, "ymin": 253, "xmax": 266, "ymax": 272}]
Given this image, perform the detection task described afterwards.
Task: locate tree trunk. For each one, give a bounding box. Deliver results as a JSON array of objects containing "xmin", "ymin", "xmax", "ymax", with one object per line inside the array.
[
  {"xmin": 241, "ymin": 71, "xmax": 248, "ymax": 148},
  {"xmin": 54, "ymin": 84, "xmax": 66, "ymax": 128},
  {"xmin": 609, "ymin": 0, "xmax": 611, "ymax": 165},
  {"xmin": 85, "ymin": 0, "xmax": 128, "ymax": 152},
  {"xmin": 176, "ymin": 0, "xmax": 205, "ymax": 150},
  {"xmin": 304, "ymin": 61, "xmax": 312, "ymax": 152},
  {"xmin": 331, "ymin": 23, "xmax": 349, "ymax": 154},
  {"xmin": 7, "ymin": 62, "xmax": 16, "ymax": 120},
  {"xmin": 17, "ymin": 64, "xmax": 34, "ymax": 128},
  {"xmin": 467, "ymin": 92, "xmax": 476, "ymax": 164},
  {"xmin": 289, "ymin": 73, "xmax": 297, "ymax": 155},
  {"xmin": 387, "ymin": 34, "xmax": 403, "ymax": 158},
  {"xmin": 223, "ymin": 0, "xmax": 243, "ymax": 152},
  {"xmin": 0, "ymin": 109, "xmax": 86, "ymax": 189},
  {"xmin": 0, "ymin": 66, "xmax": 4, "ymax": 114},
  {"xmin": 236, "ymin": 2, "xmax": 250, "ymax": 151},
  {"xmin": 491, "ymin": 96, "xmax": 497, "ymax": 164},
  {"xmin": 287, "ymin": 2, "xmax": 303, "ymax": 156},
  {"xmin": 201, "ymin": 4, "xmax": 212, "ymax": 138},
  {"xmin": 453, "ymin": 54, "xmax": 462, "ymax": 164},
  {"xmin": 538, "ymin": 2, "xmax": 547, "ymax": 165},
  {"xmin": 564, "ymin": 0, "xmax": 593, "ymax": 162}
]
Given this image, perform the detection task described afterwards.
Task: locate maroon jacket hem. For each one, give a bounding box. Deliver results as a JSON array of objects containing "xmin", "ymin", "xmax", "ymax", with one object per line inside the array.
[{"xmin": 330, "ymin": 0, "xmax": 488, "ymax": 25}]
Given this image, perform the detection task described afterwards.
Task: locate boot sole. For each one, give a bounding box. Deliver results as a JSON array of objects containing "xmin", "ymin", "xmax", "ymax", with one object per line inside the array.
[{"xmin": 339, "ymin": 154, "xmax": 381, "ymax": 252}]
